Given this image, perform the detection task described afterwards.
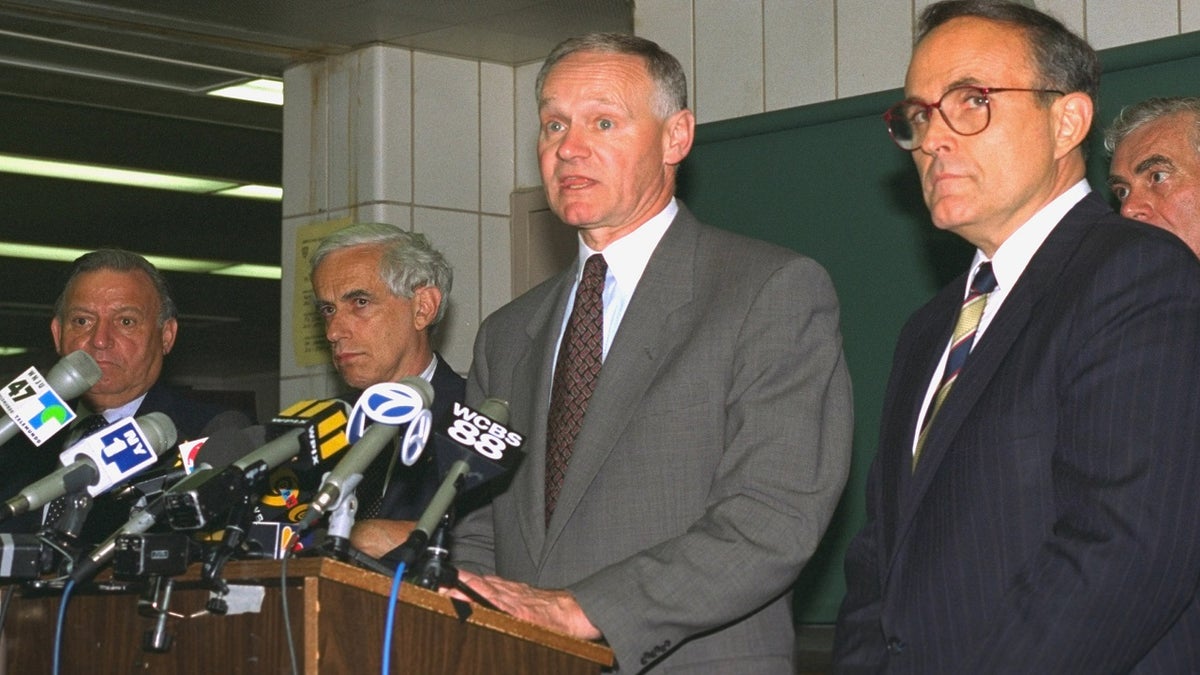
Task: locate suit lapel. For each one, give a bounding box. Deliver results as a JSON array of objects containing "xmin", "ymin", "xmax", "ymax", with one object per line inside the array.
[
  {"xmin": 889, "ymin": 194, "xmax": 1102, "ymax": 567},
  {"xmin": 542, "ymin": 209, "xmax": 700, "ymax": 554},
  {"xmin": 878, "ymin": 291, "xmax": 958, "ymax": 559},
  {"xmin": 510, "ymin": 266, "xmax": 577, "ymax": 563}
]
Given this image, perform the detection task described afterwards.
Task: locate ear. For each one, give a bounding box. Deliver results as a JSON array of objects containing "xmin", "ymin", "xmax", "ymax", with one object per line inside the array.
[
  {"xmin": 411, "ymin": 286, "xmax": 442, "ymax": 332},
  {"xmin": 50, "ymin": 317, "xmax": 63, "ymax": 352},
  {"xmin": 1052, "ymin": 91, "xmax": 1093, "ymax": 160},
  {"xmin": 160, "ymin": 317, "xmax": 178, "ymax": 355},
  {"xmin": 662, "ymin": 109, "xmax": 696, "ymax": 166}
]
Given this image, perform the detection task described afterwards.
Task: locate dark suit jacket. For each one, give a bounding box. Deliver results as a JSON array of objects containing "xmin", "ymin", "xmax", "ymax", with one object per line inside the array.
[
  {"xmin": 453, "ymin": 204, "xmax": 854, "ymax": 673},
  {"xmin": 373, "ymin": 354, "xmax": 465, "ymax": 520},
  {"xmin": 835, "ymin": 192, "xmax": 1200, "ymax": 672}
]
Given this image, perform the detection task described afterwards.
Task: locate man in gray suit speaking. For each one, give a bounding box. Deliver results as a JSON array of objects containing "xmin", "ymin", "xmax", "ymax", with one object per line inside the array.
[{"xmin": 450, "ymin": 33, "xmax": 853, "ymax": 673}]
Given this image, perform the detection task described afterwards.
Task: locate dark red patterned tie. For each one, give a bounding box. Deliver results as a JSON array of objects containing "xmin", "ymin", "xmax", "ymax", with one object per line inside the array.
[{"xmin": 545, "ymin": 254, "xmax": 607, "ymax": 526}]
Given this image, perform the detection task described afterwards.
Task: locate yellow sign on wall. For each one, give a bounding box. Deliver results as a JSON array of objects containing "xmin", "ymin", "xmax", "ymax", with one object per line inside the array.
[{"xmin": 291, "ymin": 217, "xmax": 353, "ymax": 367}]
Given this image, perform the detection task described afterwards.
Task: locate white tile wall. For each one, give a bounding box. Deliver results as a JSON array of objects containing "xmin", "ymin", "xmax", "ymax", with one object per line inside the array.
[
  {"xmin": 764, "ymin": 0, "xmax": 836, "ymax": 110},
  {"xmin": 1037, "ymin": 0, "xmax": 1087, "ymax": 36},
  {"xmin": 694, "ymin": 0, "xmax": 765, "ymax": 123},
  {"xmin": 413, "ymin": 52, "xmax": 480, "ymax": 211},
  {"xmin": 515, "ymin": 62, "xmax": 543, "ymax": 190},
  {"xmin": 481, "ymin": 62, "xmax": 515, "ymax": 216},
  {"xmin": 1087, "ymin": 0, "xmax": 1180, "ymax": 50},
  {"xmin": 352, "ymin": 46, "xmax": 412, "ymax": 207},
  {"xmin": 325, "ymin": 59, "xmax": 352, "ymax": 212},
  {"xmin": 632, "ymin": 0, "xmax": 1195, "ymax": 123},
  {"xmin": 1185, "ymin": 0, "xmax": 1200, "ymax": 31},
  {"xmin": 354, "ymin": 204, "xmax": 412, "ymax": 230},
  {"xmin": 835, "ymin": 0, "xmax": 912, "ymax": 97},
  {"xmin": 282, "ymin": 63, "xmax": 325, "ymax": 218},
  {"xmin": 634, "ymin": 0, "xmax": 696, "ymax": 113},
  {"xmin": 413, "ymin": 207, "xmax": 481, "ymax": 372},
  {"xmin": 481, "ymin": 214, "xmax": 515, "ymax": 323}
]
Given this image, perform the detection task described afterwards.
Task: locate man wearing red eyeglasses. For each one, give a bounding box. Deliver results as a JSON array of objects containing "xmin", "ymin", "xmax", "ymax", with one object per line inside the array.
[{"xmin": 835, "ymin": 1, "xmax": 1200, "ymax": 672}]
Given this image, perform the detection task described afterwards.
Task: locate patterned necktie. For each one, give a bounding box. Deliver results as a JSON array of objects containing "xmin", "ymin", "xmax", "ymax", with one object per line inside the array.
[
  {"xmin": 914, "ymin": 262, "xmax": 998, "ymax": 468},
  {"xmin": 545, "ymin": 254, "xmax": 607, "ymax": 526}
]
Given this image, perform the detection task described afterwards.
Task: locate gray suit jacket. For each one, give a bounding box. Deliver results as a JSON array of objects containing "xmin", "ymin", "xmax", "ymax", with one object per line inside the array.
[{"xmin": 453, "ymin": 204, "xmax": 853, "ymax": 673}]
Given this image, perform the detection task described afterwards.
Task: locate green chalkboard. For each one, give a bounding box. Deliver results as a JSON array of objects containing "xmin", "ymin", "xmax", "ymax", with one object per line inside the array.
[{"xmin": 676, "ymin": 30, "xmax": 1200, "ymax": 624}]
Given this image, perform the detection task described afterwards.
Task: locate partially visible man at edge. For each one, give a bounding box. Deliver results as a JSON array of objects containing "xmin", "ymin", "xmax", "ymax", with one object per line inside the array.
[
  {"xmin": 0, "ymin": 248, "xmax": 253, "ymax": 537},
  {"xmin": 1106, "ymin": 96, "xmax": 1200, "ymax": 257},
  {"xmin": 308, "ymin": 223, "xmax": 464, "ymax": 560},
  {"xmin": 448, "ymin": 32, "xmax": 853, "ymax": 674}
]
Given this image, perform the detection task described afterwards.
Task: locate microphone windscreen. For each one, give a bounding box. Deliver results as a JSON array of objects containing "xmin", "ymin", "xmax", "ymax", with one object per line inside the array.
[
  {"xmin": 198, "ymin": 409, "xmax": 254, "ymax": 438},
  {"xmin": 46, "ymin": 350, "xmax": 103, "ymax": 399},
  {"xmin": 136, "ymin": 412, "xmax": 178, "ymax": 453},
  {"xmin": 193, "ymin": 426, "xmax": 261, "ymax": 469}
]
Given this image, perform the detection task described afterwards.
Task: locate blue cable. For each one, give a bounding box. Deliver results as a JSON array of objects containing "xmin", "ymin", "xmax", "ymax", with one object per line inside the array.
[
  {"xmin": 53, "ymin": 578, "xmax": 76, "ymax": 675},
  {"xmin": 381, "ymin": 561, "xmax": 406, "ymax": 675}
]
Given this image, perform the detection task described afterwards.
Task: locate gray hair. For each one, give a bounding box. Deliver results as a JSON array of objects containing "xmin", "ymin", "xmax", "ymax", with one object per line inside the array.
[
  {"xmin": 1104, "ymin": 96, "xmax": 1200, "ymax": 155},
  {"xmin": 917, "ymin": 1, "xmax": 1101, "ymax": 113},
  {"xmin": 535, "ymin": 32, "xmax": 688, "ymax": 119},
  {"xmin": 55, "ymin": 248, "xmax": 177, "ymax": 325},
  {"xmin": 310, "ymin": 223, "xmax": 453, "ymax": 325}
]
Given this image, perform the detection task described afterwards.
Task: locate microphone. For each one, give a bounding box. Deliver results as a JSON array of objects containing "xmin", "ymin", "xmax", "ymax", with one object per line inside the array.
[
  {"xmin": 164, "ymin": 398, "xmax": 351, "ymax": 531},
  {"xmin": 68, "ymin": 426, "xmax": 258, "ymax": 584},
  {"xmin": 0, "ymin": 350, "xmax": 102, "ymax": 447},
  {"xmin": 427, "ymin": 398, "xmax": 525, "ymax": 494},
  {"xmin": 109, "ymin": 415, "xmax": 257, "ymax": 504},
  {"xmin": 163, "ymin": 426, "xmax": 300, "ymax": 530},
  {"xmin": 298, "ymin": 377, "xmax": 434, "ymax": 528},
  {"xmin": 0, "ymin": 412, "xmax": 177, "ymax": 522},
  {"xmin": 385, "ymin": 398, "xmax": 525, "ymax": 568},
  {"xmin": 269, "ymin": 398, "xmax": 351, "ymax": 470}
]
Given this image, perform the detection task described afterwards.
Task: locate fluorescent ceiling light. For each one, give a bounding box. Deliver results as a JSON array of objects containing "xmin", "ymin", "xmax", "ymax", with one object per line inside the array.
[
  {"xmin": 207, "ymin": 78, "xmax": 284, "ymax": 106},
  {"xmin": 209, "ymin": 264, "xmax": 282, "ymax": 280},
  {"xmin": 0, "ymin": 153, "xmax": 281, "ymax": 201},
  {"xmin": 215, "ymin": 184, "xmax": 283, "ymax": 201},
  {"xmin": 0, "ymin": 242, "xmax": 281, "ymax": 280},
  {"xmin": 0, "ymin": 347, "xmax": 30, "ymax": 357}
]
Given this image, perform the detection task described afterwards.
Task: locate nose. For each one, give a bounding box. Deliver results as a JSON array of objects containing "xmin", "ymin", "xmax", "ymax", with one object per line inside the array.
[
  {"xmin": 556, "ymin": 124, "xmax": 590, "ymax": 161},
  {"xmin": 89, "ymin": 321, "xmax": 112, "ymax": 350},
  {"xmin": 325, "ymin": 311, "xmax": 347, "ymax": 344},
  {"xmin": 1120, "ymin": 188, "xmax": 1154, "ymax": 222},
  {"xmin": 917, "ymin": 110, "xmax": 955, "ymax": 156}
]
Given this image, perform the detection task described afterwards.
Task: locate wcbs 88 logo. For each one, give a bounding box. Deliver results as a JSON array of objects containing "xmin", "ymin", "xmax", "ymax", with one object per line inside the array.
[{"xmin": 446, "ymin": 402, "xmax": 524, "ymax": 460}]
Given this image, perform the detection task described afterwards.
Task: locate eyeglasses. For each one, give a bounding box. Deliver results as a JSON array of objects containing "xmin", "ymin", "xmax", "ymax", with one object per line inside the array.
[{"xmin": 883, "ymin": 85, "xmax": 1065, "ymax": 150}]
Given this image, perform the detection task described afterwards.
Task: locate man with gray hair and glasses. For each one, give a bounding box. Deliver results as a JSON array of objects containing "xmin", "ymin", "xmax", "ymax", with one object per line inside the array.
[
  {"xmin": 1106, "ymin": 96, "xmax": 1200, "ymax": 257},
  {"xmin": 836, "ymin": 1, "xmax": 1200, "ymax": 671}
]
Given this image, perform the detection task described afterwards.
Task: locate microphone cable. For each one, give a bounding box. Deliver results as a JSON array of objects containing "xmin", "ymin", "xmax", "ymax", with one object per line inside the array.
[{"xmin": 381, "ymin": 560, "xmax": 407, "ymax": 675}]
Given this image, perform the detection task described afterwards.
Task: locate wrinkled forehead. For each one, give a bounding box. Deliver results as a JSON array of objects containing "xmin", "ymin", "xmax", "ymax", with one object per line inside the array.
[
  {"xmin": 906, "ymin": 17, "xmax": 1035, "ymax": 98},
  {"xmin": 65, "ymin": 268, "xmax": 160, "ymax": 311}
]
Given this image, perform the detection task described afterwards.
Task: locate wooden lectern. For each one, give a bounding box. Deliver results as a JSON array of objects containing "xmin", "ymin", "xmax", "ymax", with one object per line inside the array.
[{"xmin": 0, "ymin": 558, "xmax": 613, "ymax": 673}]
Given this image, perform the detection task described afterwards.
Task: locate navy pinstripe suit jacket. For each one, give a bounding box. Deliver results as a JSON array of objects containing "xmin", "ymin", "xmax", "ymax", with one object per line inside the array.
[{"xmin": 836, "ymin": 192, "xmax": 1200, "ymax": 673}]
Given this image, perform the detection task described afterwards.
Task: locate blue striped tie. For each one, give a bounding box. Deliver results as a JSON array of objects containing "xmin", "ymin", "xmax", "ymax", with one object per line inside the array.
[{"xmin": 914, "ymin": 262, "xmax": 997, "ymax": 468}]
